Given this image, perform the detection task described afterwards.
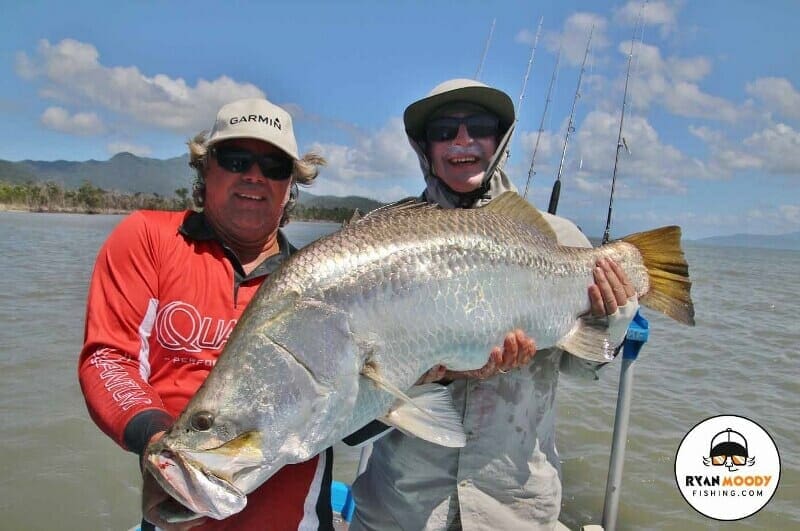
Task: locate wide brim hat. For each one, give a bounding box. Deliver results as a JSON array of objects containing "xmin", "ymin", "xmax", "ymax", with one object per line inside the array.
[
  {"xmin": 403, "ymin": 78, "xmax": 515, "ymax": 141},
  {"xmin": 206, "ymin": 98, "xmax": 299, "ymax": 160}
]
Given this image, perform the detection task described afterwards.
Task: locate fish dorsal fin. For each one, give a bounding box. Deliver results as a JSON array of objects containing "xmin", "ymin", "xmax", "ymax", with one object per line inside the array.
[
  {"xmin": 361, "ymin": 198, "xmax": 440, "ymax": 221},
  {"xmin": 341, "ymin": 208, "xmax": 362, "ymax": 227},
  {"xmin": 361, "ymin": 362, "xmax": 466, "ymax": 447},
  {"xmin": 482, "ymin": 192, "xmax": 557, "ymax": 240}
]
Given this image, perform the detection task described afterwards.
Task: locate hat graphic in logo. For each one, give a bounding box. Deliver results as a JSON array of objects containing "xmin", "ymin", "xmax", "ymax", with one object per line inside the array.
[{"xmin": 703, "ymin": 428, "xmax": 756, "ymax": 472}]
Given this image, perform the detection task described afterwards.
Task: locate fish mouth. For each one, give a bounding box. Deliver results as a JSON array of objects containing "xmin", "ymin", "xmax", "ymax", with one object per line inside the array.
[
  {"xmin": 147, "ymin": 448, "xmax": 246, "ymax": 520},
  {"xmin": 146, "ymin": 436, "xmax": 262, "ymax": 520}
]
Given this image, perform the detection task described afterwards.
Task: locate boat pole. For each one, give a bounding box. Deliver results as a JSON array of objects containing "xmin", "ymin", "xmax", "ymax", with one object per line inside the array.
[
  {"xmin": 548, "ymin": 26, "xmax": 593, "ymax": 214},
  {"xmin": 602, "ymin": 312, "xmax": 649, "ymax": 531}
]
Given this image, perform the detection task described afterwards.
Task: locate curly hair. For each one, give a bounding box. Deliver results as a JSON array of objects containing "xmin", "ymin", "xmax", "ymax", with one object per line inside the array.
[{"xmin": 187, "ymin": 132, "xmax": 326, "ymax": 226}]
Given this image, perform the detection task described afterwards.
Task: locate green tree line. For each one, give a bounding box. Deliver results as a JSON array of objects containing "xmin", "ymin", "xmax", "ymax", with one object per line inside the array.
[
  {"xmin": 0, "ymin": 180, "xmax": 190, "ymax": 213},
  {"xmin": 1, "ymin": 179, "xmax": 360, "ymax": 222},
  {"xmin": 292, "ymin": 205, "xmax": 360, "ymax": 224}
]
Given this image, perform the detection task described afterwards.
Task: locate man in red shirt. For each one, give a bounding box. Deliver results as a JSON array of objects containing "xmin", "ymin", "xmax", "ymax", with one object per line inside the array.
[{"xmin": 78, "ymin": 98, "xmax": 328, "ymax": 530}]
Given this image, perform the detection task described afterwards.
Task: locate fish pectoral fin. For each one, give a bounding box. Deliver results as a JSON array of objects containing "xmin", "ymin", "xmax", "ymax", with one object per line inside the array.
[
  {"xmin": 556, "ymin": 314, "xmax": 619, "ymax": 363},
  {"xmin": 380, "ymin": 384, "xmax": 467, "ymax": 448},
  {"xmin": 361, "ymin": 361, "xmax": 466, "ymax": 446},
  {"xmin": 360, "ymin": 359, "xmax": 415, "ymax": 401}
]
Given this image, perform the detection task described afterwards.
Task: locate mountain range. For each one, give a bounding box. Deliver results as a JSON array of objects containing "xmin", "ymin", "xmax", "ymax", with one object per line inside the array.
[
  {"xmin": 692, "ymin": 231, "xmax": 800, "ymax": 251},
  {"xmin": 2, "ymin": 152, "xmax": 191, "ymax": 196},
  {"xmin": 0, "ymin": 152, "xmax": 384, "ymax": 211}
]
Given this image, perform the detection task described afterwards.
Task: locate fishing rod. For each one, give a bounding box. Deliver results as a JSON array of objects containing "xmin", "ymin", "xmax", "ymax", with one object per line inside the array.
[
  {"xmin": 506, "ymin": 17, "xmax": 543, "ymax": 165},
  {"xmin": 601, "ymin": 12, "xmax": 644, "ymax": 245},
  {"xmin": 513, "ymin": 16, "xmax": 544, "ymax": 140},
  {"xmin": 523, "ymin": 46, "xmax": 561, "ymax": 199},
  {"xmin": 601, "ymin": 5, "xmax": 647, "ymax": 531},
  {"xmin": 548, "ymin": 26, "xmax": 594, "ymax": 214},
  {"xmin": 475, "ymin": 18, "xmax": 496, "ymax": 81}
]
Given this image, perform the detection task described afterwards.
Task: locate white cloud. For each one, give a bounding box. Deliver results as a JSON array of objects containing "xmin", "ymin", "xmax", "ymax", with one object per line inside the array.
[
  {"xmin": 666, "ymin": 56, "xmax": 711, "ymax": 83},
  {"xmin": 664, "ymin": 81, "xmax": 739, "ymax": 122},
  {"xmin": 107, "ymin": 142, "xmax": 152, "ymax": 157},
  {"xmin": 630, "ymin": 41, "xmax": 666, "ymax": 73},
  {"xmin": 687, "ymin": 125, "xmax": 723, "ymax": 144},
  {"xmin": 620, "ymin": 204, "xmax": 798, "ymax": 238},
  {"xmin": 713, "ymin": 148, "xmax": 762, "ymax": 172},
  {"xmin": 16, "ymin": 38, "xmax": 265, "ymax": 134},
  {"xmin": 573, "ymin": 175, "xmax": 610, "ymax": 195},
  {"xmin": 544, "ymin": 13, "xmax": 609, "ymax": 67},
  {"xmin": 778, "ymin": 204, "xmax": 800, "ymax": 225},
  {"xmin": 40, "ymin": 106, "xmax": 104, "ymax": 135},
  {"xmin": 746, "ymin": 77, "xmax": 800, "ymax": 121},
  {"xmin": 615, "ymin": 1, "xmax": 680, "ymax": 36},
  {"xmin": 14, "ymin": 51, "xmax": 37, "ymax": 80},
  {"xmin": 742, "ymin": 123, "xmax": 800, "ymax": 175},
  {"xmin": 622, "ymin": 42, "xmax": 738, "ymax": 121},
  {"xmin": 690, "ymin": 122, "xmax": 800, "ymax": 177},
  {"xmin": 515, "ymin": 28, "xmax": 540, "ymax": 47},
  {"xmin": 571, "ymin": 110, "xmax": 695, "ymax": 193},
  {"xmin": 308, "ymin": 117, "xmax": 421, "ymax": 201},
  {"xmin": 516, "ymin": 128, "xmax": 559, "ymax": 170},
  {"xmin": 744, "ymin": 204, "xmax": 800, "ymax": 234}
]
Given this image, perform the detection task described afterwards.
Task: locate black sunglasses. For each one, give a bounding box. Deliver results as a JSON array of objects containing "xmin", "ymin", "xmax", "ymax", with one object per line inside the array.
[
  {"xmin": 425, "ymin": 114, "xmax": 500, "ymax": 143},
  {"xmin": 211, "ymin": 147, "xmax": 293, "ymax": 181}
]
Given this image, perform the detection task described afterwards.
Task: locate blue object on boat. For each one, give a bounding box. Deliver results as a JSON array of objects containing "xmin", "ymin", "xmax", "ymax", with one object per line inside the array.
[
  {"xmin": 622, "ymin": 310, "xmax": 649, "ymax": 360},
  {"xmin": 331, "ymin": 480, "xmax": 355, "ymax": 522}
]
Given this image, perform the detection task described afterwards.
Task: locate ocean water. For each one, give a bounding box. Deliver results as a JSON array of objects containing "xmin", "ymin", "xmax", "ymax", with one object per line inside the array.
[{"xmin": 0, "ymin": 211, "xmax": 797, "ymax": 530}]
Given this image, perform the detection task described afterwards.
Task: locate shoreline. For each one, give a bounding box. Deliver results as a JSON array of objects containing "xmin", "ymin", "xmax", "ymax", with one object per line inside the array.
[
  {"xmin": 0, "ymin": 204, "xmax": 346, "ymax": 224},
  {"xmin": 0, "ymin": 203, "xmax": 130, "ymax": 215}
]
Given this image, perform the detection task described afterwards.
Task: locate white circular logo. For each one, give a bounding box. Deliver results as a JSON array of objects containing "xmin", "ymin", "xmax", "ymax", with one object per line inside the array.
[{"xmin": 675, "ymin": 415, "xmax": 780, "ymax": 521}]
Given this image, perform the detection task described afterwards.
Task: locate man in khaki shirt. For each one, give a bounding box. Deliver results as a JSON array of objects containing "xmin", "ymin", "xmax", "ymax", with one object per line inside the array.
[{"xmin": 350, "ymin": 79, "xmax": 637, "ymax": 530}]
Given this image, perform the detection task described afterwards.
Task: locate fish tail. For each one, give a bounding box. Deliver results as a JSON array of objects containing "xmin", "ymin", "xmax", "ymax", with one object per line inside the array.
[{"xmin": 622, "ymin": 226, "xmax": 695, "ymax": 326}]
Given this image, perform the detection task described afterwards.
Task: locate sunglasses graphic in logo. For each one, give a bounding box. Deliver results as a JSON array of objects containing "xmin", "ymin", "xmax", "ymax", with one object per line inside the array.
[{"xmin": 702, "ymin": 428, "xmax": 756, "ymax": 472}]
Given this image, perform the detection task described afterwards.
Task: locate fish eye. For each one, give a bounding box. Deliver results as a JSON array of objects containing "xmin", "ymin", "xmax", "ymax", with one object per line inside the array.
[{"xmin": 190, "ymin": 411, "xmax": 214, "ymax": 431}]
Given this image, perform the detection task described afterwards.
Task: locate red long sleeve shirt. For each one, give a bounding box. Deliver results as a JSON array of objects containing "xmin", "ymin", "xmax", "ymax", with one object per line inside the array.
[{"xmin": 78, "ymin": 210, "xmax": 332, "ymax": 530}]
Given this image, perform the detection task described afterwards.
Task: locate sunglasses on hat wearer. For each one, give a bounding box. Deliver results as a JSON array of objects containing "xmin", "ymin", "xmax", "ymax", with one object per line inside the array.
[
  {"xmin": 425, "ymin": 114, "xmax": 500, "ymax": 143},
  {"xmin": 211, "ymin": 147, "xmax": 294, "ymax": 181}
]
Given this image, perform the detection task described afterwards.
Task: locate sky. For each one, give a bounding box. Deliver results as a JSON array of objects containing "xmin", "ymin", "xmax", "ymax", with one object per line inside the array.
[{"xmin": 1, "ymin": 0, "xmax": 798, "ymax": 239}]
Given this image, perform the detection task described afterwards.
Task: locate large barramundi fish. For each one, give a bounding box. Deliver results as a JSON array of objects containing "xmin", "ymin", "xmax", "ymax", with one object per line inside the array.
[{"xmin": 145, "ymin": 192, "xmax": 694, "ymax": 520}]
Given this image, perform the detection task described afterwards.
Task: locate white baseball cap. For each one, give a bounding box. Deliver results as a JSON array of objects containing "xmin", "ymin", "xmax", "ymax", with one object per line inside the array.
[{"xmin": 206, "ymin": 98, "xmax": 299, "ymax": 160}]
